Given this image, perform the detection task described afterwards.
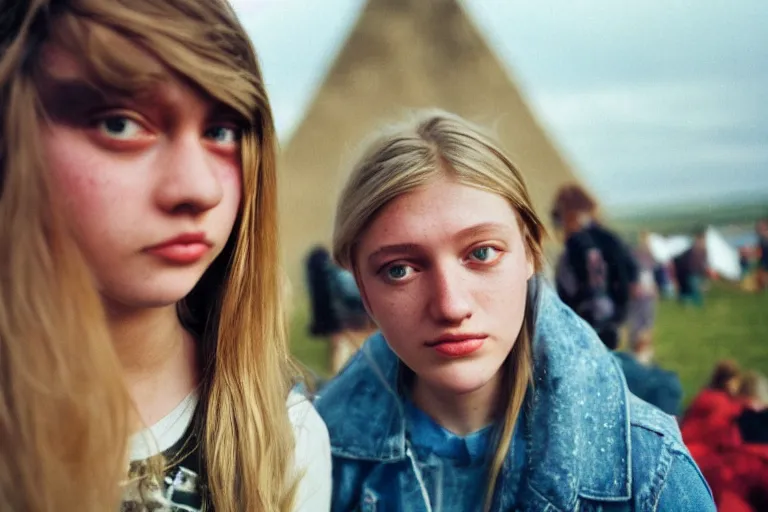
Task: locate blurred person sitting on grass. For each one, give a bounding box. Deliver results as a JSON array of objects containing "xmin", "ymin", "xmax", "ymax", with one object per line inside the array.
[
  {"xmin": 684, "ymin": 367, "xmax": 768, "ymax": 511},
  {"xmin": 613, "ymin": 329, "xmax": 683, "ymax": 417},
  {"xmin": 682, "ymin": 360, "xmax": 743, "ymax": 448},
  {"xmin": 736, "ymin": 371, "xmax": 768, "ymax": 444}
]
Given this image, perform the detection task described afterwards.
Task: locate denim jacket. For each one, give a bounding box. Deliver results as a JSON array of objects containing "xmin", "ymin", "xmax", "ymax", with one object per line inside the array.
[{"xmin": 314, "ymin": 279, "xmax": 715, "ymax": 511}]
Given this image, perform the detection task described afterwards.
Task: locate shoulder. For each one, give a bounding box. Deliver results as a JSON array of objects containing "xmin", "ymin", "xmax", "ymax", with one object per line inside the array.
[
  {"xmin": 627, "ymin": 395, "xmax": 715, "ymax": 510},
  {"xmin": 287, "ymin": 389, "xmax": 331, "ymax": 458},
  {"xmin": 629, "ymin": 393, "xmax": 684, "ymax": 446},
  {"xmin": 314, "ymin": 334, "xmax": 397, "ymax": 423},
  {"xmin": 286, "ymin": 390, "xmax": 332, "ymax": 512}
]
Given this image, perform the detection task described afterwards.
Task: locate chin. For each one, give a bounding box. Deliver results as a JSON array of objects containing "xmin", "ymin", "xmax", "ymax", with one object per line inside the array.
[
  {"xmin": 103, "ymin": 278, "xmax": 201, "ymax": 310},
  {"xmin": 425, "ymin": 362, "xmax": 499, "ymax": 396}
]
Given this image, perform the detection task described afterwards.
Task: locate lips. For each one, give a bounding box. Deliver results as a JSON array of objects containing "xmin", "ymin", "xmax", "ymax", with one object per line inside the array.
[
  {"xmin": 145, "ymin": 232, "xmax": 212, "ymax": 264},
  {"xmin": 426, "ymin": 333, "xmax": 488, "ymax": 358}
]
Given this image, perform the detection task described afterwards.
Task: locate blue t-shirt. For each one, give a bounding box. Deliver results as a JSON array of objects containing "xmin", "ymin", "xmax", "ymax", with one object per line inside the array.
[{"xmin": 404, "ymin": 397, "xmax": 525, "ymax": 511}]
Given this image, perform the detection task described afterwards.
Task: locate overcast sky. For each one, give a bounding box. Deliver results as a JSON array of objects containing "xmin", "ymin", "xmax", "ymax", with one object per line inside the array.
[{"xmin": 231, "ymin": 0, "xmax": 766, "ymax": 212}]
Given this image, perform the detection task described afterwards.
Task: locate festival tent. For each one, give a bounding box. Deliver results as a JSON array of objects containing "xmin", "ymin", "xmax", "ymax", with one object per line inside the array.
[{"xmin": 646, "ymin": 227, "xmax": 741, "ymax": 281}]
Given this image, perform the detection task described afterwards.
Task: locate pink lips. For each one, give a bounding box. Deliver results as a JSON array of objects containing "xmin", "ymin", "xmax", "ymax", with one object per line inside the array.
[
  {"xmin": 427, "ymin": 333, "xmax": 487, "ymax": 358},
  {"xmin": 145, "ymin": 233, "xmax": 212, "ymax": 264}
]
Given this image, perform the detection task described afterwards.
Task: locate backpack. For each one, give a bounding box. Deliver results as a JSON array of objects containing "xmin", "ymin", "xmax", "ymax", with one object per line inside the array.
[{"xmin": 556, "ymin": 230, "xmax": 616, "ymax": 331}]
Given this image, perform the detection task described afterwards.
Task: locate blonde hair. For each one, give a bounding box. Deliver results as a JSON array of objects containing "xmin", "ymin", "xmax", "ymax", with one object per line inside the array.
[
  {"xmin": 738, "ymin": 371, "xmax": 768, "ymax": 404},
  {"xmin": 333, "ymin": 110, "xmax": 546, "ymax": 511},
  {"xmin": 1, "ymin": 1, "xmax": 300, "ymax": 511}
]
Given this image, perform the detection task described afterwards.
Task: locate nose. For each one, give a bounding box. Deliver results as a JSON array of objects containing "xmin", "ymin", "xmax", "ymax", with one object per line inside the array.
[
  {"xmin": 153, "ymin": 133, "xmax": 224, "ymax": 215},
  {"xmin": 428, "ymin": 261, "xmax": 473, "ymax": 324}
]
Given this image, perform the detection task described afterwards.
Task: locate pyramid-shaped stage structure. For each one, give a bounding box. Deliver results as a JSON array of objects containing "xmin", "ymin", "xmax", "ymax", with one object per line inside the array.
[{"xmin": 278, "ymin": 0, "xmax": 586, "ymax": 283}]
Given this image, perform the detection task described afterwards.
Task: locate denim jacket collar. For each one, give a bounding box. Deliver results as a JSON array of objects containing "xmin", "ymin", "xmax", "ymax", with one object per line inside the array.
[{"xmin": 316, "ymin": 277, "xmax": 632, "ymax": 510}]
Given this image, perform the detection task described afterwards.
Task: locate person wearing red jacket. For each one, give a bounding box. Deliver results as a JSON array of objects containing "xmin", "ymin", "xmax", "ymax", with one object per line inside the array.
[{"xmin": 683, "ymin": 363, "xmax": 768, "ymax": 511}]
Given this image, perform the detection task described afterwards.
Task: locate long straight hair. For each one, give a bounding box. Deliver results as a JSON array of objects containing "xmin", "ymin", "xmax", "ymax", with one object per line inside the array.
[
  {"xmin": 0, "ymin": 1, "xmax": 300, "ymax": 510},
  {"xmin": 332, "ymin": 110, "xmax": 546, "ymax": 511}
]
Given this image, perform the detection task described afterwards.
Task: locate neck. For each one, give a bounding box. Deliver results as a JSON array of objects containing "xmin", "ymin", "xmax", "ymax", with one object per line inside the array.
[
  {"xmin": 411, "ymin": 370, "xmax": 503, "ymax": 436},
  {"xmin": 106, "ymin": 301, "xmax": 200, "ymax": 429}
]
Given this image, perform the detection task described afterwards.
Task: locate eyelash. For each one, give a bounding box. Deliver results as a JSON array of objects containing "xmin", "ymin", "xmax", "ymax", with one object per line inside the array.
[
  {"xmin": 90, "ymin": 111, "xmax": 242, "ymax": 147},
  {"xmin": 377, "ymin": 244, "xmax": 504, "ymax": 282}
]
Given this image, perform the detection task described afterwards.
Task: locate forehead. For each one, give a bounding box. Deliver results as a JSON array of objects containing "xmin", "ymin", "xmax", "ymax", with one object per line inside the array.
[{"xmin": 360, "ymin": 178, "xmax": 519, "ymax": 248}]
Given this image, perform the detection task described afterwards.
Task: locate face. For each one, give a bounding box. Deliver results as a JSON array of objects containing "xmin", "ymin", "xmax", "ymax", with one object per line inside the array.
[
  {"xmin": 355, "ymin": 176, "xmax": 534, "ymax": 396},
  {"xmin": 39, "ymin": 48, "xmax": 242, "ymax": 309}
]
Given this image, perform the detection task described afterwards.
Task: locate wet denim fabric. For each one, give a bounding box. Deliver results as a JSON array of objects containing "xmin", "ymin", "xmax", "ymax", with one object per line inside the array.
[{"xmin": 314, "ymin": 277, "xmax": 715, "ymax": 511}]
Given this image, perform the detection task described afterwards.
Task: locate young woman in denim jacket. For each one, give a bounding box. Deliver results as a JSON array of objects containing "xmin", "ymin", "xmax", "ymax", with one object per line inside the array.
[{"xmin": 314, "ymin": 111, "xmax": 715, "ymax": 511}]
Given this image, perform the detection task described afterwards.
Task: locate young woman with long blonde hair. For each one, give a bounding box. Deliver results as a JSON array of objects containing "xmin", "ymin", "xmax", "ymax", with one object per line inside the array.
[
  {"xmin": 315, "ymin": 110, "xmax": 714, "ymax": 511},
  {"xmin": 0, "ymin": 1, "xmax": 330, "ymax": 510}
]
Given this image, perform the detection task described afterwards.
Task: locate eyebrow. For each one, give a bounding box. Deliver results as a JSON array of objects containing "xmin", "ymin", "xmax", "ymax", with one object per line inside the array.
[
  {"xmin": 38, "ymin": 80, "xmax": 118, "ymax": 122},
  {"xmin": 454, "ymin": 221, "xmax": 512, "ymax": 240},
  {"xmin": 367, "ymin": 243, "xmax": 423, "ymax": 266}
]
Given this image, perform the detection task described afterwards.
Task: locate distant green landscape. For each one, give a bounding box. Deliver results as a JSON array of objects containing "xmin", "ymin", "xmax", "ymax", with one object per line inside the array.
[{"xmin": 608, "ymin": 198, "xmax": 768, "ymax": 239}]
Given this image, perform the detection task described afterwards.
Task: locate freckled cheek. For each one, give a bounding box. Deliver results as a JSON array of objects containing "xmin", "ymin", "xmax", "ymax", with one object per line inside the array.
[
  {"xmin": 45, "ymin": 138, "xmax": 120, "ymax": 225},
  {"xmin": 371, "ymin": 291, "xmax": 424, "ymax": 338},
  {"xmin": 218, "ymin": 161, "xmax": 243, "ymax": 208}
]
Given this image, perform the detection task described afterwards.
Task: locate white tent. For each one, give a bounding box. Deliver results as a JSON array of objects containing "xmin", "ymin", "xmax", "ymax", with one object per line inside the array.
[
  {"xmin": 646, "ymin": 227, "xmax": 741, "ymax": 281},
  {"xmin": 647, "ymin": 233, "xmax": 691, "ymax": 264},
  {"xmin": 705, "ymin": 227, "xmax": 741, "ymax": 281}
]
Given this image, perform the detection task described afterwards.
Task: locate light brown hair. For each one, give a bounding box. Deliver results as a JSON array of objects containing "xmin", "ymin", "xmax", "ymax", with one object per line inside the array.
[{"xmin": 1, "ymin": 1, "xmax": 300, "ymax": 510}]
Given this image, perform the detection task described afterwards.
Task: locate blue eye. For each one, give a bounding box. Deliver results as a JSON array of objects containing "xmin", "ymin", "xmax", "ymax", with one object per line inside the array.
[
  {"xmin": 205, "ymin": 125, "xmax": 240, "ymax": 144},
  {"xmin": 385, "ymin": 264, "xmax": 413, "ymax": 281},
  {"xmin": 469, "ymin": 246, "xmax": 500, "ymax": 263},
  {"xmin": 96, "ymin": 116, "xmax": 143, "ymax": 140}
]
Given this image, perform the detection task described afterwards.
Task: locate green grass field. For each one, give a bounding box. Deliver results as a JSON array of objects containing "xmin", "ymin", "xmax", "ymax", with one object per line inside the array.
[
  {"xmin": 651, "ymin": 282, "xmax": 768, "ymax": 406},
  {"xmin": 290, "ymin": 283, "xmax": 768, "ymax": 408}
]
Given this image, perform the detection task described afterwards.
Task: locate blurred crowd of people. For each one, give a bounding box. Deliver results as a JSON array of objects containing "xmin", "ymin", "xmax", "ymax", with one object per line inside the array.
[{"xmin": 740, "ymin": 218, "xmax": 768, "ymax": 292}]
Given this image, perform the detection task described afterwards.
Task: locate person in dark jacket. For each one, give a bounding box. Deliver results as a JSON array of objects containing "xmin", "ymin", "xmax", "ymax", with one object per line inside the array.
[
  {"xmin": 306, "ymin": 246, "xmax": 376, "ymax": 375},
  {"xmin": 552, "ymin": 184, "xmax": 638, "ymax": 349},
  {"xmin": 757, "ymin": 219, "xmax": 768, "ymax": 291},
  {"xmin": 672, "ymin": 228, "xmax": 709, "ymax": 306}
]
